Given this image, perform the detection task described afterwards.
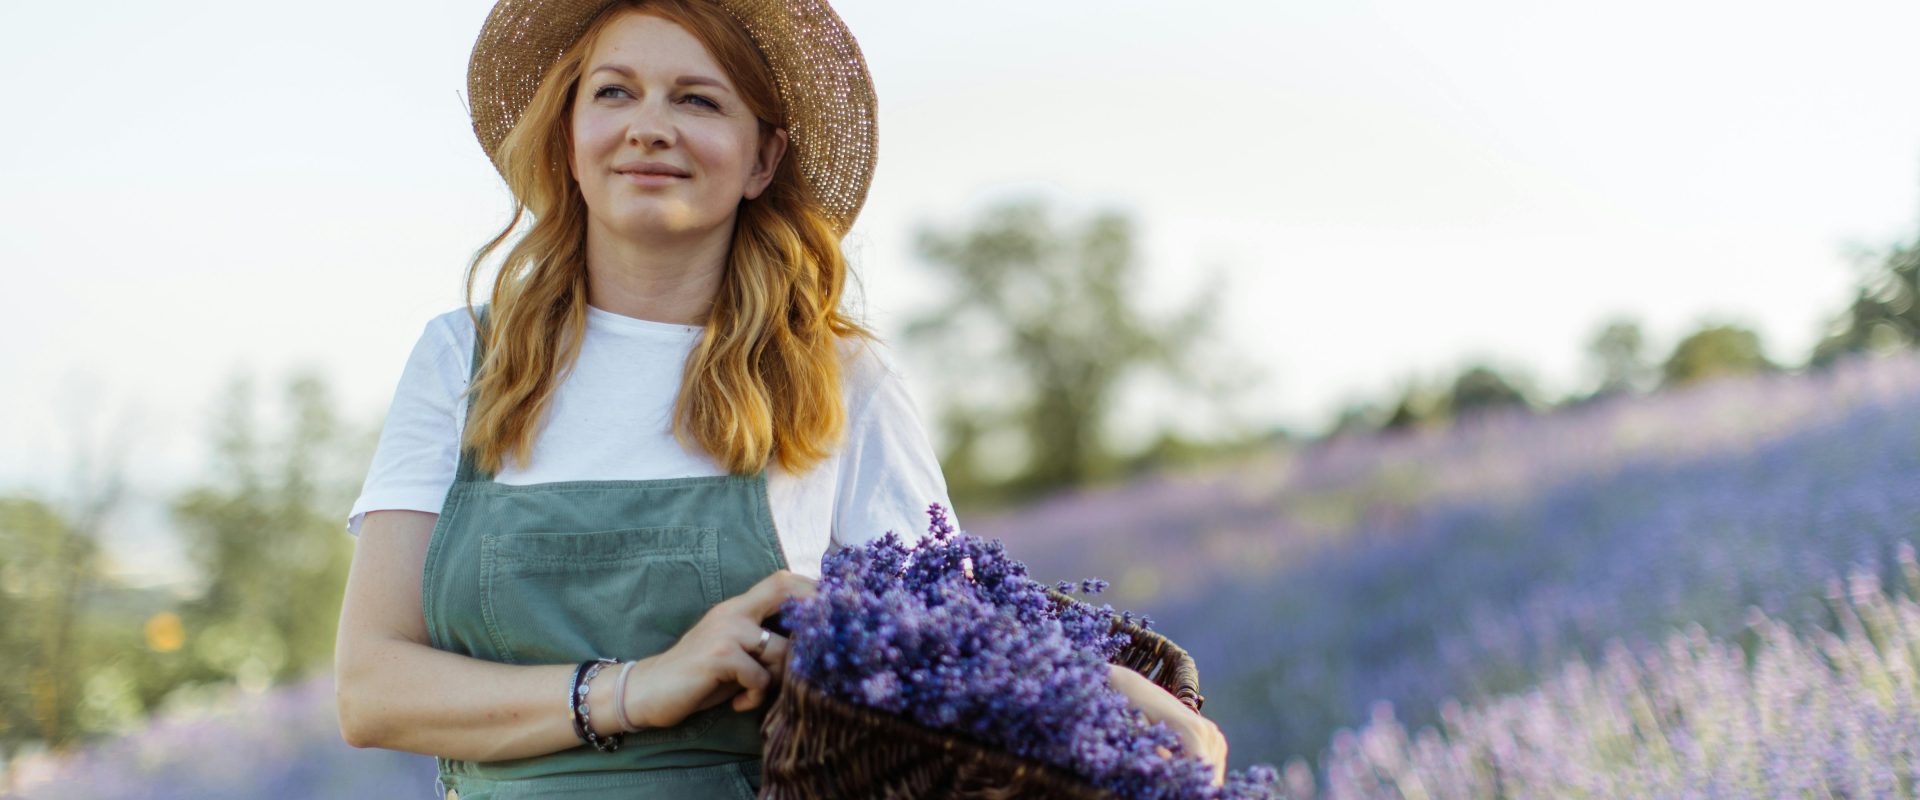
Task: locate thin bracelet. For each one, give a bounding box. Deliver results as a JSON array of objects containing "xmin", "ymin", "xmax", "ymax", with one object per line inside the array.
[
  {"xmin": 572, "ymin": 658, "xmax": 624, "ymax": 752},
  {"xmin": 615, "ymin": 659, "xmax": 642, "ymax": 733}
]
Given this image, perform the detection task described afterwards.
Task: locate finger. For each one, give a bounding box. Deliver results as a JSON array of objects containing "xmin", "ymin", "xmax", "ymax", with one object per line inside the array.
[
  {"xmin": 1203, "ymin": 728, "xmax": 1227, "ymax": 786},
  {"xmin": 695, "ymin": 683, "xmax": 741, "ymax": 714},
  {"xmin": 737, "ymin": 624, "xmax": 792, "ymax": 676},
  {"xmin": 752, "ymin": 632, "xmax": 791, "ymax": 667},
  {"xmin": 1178, "ymin": 729, "xmax": 1204, "ymax": 760},
  {"xmin": 731, "ymin": 570, "xmax": 818, "ymax": 622},
  {"xmin": 742, "ymin": 626, "xmax": 774, "ymax": 660},
  {"xmin": 724, "ymin": 651, "xmax": 773, "ymax": 711},
  {"xmin": 759, "ymin": 637, "xmax": 792, "ymax": 684},
  {"xmin": 733, "ymin": 681, "xmax": 771, "ymax": 713}
]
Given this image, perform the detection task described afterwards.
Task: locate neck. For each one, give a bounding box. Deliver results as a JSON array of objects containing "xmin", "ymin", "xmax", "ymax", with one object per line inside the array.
[{"xmin": 583, "ymin": 216, "xmax": 736, "ymax": 326}]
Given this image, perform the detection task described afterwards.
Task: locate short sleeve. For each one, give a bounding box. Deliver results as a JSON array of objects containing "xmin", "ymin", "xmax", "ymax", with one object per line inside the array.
[
  {"xmin": 345, "ymin": 312, "xmax": 472, "ymax": 536},
  {"xmin": 830, "ymin": 340, "xmax": 960, "ymax": 549}
]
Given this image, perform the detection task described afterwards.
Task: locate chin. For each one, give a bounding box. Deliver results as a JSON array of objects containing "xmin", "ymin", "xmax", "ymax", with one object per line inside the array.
[
  {"xmin": 605, "ymin": 206, "xmax": 713, "ymax": 239},
  {"xmin": 622, "ymin": 195, "xmax": 721, "ymax": 229}
]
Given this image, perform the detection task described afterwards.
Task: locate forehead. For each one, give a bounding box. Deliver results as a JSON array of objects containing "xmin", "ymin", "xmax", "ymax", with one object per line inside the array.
[{"xmin": 584, "ymin": 13, "xmax": 729, "ymax": 83}]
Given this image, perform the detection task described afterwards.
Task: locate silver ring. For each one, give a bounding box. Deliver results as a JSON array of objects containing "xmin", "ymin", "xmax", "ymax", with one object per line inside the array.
[{"xmin": 752, "ymin": 628, "xmax": 772, "ymax": 659}]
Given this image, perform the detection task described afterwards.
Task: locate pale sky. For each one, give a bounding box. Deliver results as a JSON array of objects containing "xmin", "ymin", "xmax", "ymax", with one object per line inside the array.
[{"xmin": 5, "ymin": 0, "xmax": 1918, "ymax": 584}]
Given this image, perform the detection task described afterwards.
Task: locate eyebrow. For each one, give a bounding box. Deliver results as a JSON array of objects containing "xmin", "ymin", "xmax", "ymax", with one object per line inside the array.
[{"xmin": 588, "ymin": 64, "xmax": 730, "ymax": 91}]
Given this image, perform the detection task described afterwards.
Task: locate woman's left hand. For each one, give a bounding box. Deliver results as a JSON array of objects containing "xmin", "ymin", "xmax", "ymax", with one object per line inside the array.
[{"xmin": 1106, "ymin": 663, "xmax": 1227, "ymax": 786}]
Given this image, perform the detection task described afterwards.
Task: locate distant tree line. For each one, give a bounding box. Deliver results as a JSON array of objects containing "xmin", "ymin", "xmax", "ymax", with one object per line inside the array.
[
  {"xmin": 1330, "ymin": 232, "xmax": 1919, "ymax": 436},
  {"xmin": 1327, "ymin": 318, "xmax": 1780, "ymax": 437},
  {"xmin": 903, "ymin": 196, "xmax": 1920, "ymax": 509}
]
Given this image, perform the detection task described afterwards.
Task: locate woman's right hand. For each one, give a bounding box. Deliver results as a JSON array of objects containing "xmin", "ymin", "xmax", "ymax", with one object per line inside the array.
[{"xmin": 619, "ymin": 569, "xmax": 817, "ymax": 730}]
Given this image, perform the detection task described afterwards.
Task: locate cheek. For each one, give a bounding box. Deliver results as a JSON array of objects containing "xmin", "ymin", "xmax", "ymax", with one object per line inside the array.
[
  {"xmin": 570, "ymin": 113, "xmax": 620, "ymax": 166},
  {"xmin": 693, "ymin": 123, "xmax": 763, "ymax": 182}
]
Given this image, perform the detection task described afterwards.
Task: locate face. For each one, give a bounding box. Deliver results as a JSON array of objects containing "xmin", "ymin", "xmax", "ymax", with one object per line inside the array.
[{"xmin": 569, "ymin": 13, "xmax": 787, "ymax": 243}]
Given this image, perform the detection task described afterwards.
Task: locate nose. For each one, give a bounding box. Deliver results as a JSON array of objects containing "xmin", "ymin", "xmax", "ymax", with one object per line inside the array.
[{"xmin": 627, "ymin": 95, "xmax": 674, "ymax": 149}]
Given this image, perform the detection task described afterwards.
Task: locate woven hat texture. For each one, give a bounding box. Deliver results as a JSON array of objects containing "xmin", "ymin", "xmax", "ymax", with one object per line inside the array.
[{"xmin": 466, "ymin": 0, "xmax": 877, "ymax": 233}]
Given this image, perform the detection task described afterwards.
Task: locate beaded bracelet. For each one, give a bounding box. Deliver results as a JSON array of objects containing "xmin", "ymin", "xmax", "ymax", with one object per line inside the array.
[
  {"xmin": 567, "ymin": 661, "xmax": 594, "ymax": 743},
  {"xmin": 570, "ymin": 658, "xmax": 624, "ymax": 752}
]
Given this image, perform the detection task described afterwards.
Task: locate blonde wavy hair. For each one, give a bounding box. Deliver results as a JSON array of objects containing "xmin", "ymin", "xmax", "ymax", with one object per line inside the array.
[{"xmin": 460, "ymin": 0, "xmax": 872, "ymax": 477}]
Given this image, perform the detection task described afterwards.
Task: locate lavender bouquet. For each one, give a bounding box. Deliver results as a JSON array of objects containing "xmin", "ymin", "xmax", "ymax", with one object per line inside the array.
[{"xmin": 778, "ymin": 503, "xmax": 1284, "ymax": 800}]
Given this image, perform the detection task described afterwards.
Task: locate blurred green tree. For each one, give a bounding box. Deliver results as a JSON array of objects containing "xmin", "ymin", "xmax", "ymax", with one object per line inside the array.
[
  {"xmin": 1377, "ymin": 363, "xmax": 1531, "ymax": 432},
  {"xmin": 1661, "ymin": 323, "xmax": 1776, "ymax": 387},
  {"xmin": 1585, "ymin": 318, "xmax": 1652, "ymax": 397},
  {"xmin": 1325, "ymin": 400, "xmax": 1386, "ymax": 439},
  {"xmin": 169, "ymin": 370, "xmax": 360, "ymax": 691},
  {"xmin": 0, "ymin": 496, "xmax": 100, "ymax": 756},
  {"xmin": 1381, "ymin": 378, "xmax": 1444, "ymax": 432},
  {"xmin": 1810, "ymin": 236, "xmax": 1920, "ymax": 367},
  {"xmin": 1446, "ymin": 365, "xmax": 1532, "ymax": 419},
  {"xmin": 0, "ymin": 420, "xmax": 136, "ymax": 761},
  {"xmin": 902, "ymin": 197, "xmax": 1247, "ymax": 505}
]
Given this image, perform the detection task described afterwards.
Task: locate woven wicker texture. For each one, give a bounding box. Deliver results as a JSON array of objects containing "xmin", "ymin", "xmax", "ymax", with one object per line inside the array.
[
  {"xmin": 759, "ymin": 589, "xmax": 1207, "ymax": 799},
  {"xmin": 466, "ymin": 0, "xmax": 878, "ymax": 234}
]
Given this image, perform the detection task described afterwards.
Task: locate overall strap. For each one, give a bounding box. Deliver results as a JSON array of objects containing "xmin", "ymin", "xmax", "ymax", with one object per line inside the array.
[{"xmin": 453, "ymin": 304, "xmax": 492, "ymax": 485}]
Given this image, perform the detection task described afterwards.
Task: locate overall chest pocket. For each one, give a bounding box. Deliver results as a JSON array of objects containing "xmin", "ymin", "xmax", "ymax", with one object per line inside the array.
[{"xmin": 479, "ymin": 526, "xmax": 723, "ymax": 670}]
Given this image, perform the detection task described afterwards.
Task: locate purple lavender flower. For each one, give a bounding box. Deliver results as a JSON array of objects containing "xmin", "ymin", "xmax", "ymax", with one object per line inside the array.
[{"xmin": 784, "ymin": 502, "xmax": 1284, "ymax": 799}]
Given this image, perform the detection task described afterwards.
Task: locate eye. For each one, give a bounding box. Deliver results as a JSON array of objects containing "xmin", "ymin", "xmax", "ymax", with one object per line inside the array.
[
  {"xmin": 682, "ymin": 94, "xmax": 720, "ymax": 110},
  {"xmin": 593, "ymin": 85, "xmax": 631, "ymax": 100}
]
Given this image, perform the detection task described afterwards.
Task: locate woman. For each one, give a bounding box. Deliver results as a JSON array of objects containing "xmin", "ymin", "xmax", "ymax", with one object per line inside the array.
[{"xmin": 333, "ymin": 0, "xmax": 1225, "ymax": 796}]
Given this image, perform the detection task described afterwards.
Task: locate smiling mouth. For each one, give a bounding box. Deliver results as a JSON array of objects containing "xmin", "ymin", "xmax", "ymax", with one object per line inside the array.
[{"xmin": 618, "ymin": 172, "xmax": 687, "ymax": 184}]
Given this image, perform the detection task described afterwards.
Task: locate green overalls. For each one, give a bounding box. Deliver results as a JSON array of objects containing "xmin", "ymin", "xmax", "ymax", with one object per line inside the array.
[{"xmin": 420, "ymin": 306, "xmax": 788, "ymax": 799}]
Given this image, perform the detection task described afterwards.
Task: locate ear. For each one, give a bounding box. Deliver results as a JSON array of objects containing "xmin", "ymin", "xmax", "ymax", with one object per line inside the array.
[{"xmin": 743, "ymin": 126, "xmax": 788, "ymax": 201}]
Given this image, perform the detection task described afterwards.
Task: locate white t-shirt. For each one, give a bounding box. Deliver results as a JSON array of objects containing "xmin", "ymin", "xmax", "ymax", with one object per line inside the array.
[{"xmin": 346, "ymin": 304, "xmax": 958, "ymax": 579}]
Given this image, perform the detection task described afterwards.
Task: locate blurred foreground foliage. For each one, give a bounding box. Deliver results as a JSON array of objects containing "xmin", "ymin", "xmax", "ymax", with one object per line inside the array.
[{"xmin": 0, "ymin": 371, "xmax": 367, "ymax": 773}]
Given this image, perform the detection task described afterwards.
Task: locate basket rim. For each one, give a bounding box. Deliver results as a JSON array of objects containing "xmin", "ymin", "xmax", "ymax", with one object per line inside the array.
[
  {"xmin": 765, "ymin": 670, "xmax": 1124, "ymax": 798},
  {"xmin": 1043, "ymin": 587, "xmax": 1205, "ymax": 713}
]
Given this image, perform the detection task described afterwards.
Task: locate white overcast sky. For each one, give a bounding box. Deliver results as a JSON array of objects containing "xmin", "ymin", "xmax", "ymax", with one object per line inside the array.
[{"xmin": 4, "ymin": 0, "xmax": 1919, "ymax": 582}]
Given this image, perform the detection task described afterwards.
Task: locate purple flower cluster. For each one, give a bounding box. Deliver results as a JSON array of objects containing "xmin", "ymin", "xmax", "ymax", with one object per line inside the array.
[
  {"xmin": 1316, "ymin": 550, "xmax": 1920, "ymax": 798},
  {"xmin": 6, "ymin": 674, "xmax": 438, "ymax": 799},
  {"xmin": 978, "ymin": 351, "xmax": 1920, "ymax": 771},
  {"xmin": 782, "ymin": 502, "xmax": 1284, "ymax": 800}
]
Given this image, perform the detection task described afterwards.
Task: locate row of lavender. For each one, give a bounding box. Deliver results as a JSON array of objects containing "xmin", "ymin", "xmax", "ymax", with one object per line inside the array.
[
  {"xmin": 986, "ymin": 353, "xmax": 1920, "ymax": 613},
  {"xmin": 2, "ymin": 676, "xmax": 437, "ymax": 799},
  {"xmin": 17, "ymin": 553, "xmax": 1920, "ymax": 799},
  {"xmin": 1313, "ymin": 550, "xmax": 1920, "ymax": 798},
  {"xmin": 17, "ymin": 558, "xmax": 1917, "ymax": 799},
  {"xmin": 979, "ymin": 352, "xmax": 1920, "ymax": 770}
]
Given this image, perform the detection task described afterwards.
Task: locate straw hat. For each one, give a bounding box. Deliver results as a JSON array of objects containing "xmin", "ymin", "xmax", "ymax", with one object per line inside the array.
[{"xmin": 465, "ymin": 0, "xmax": 878, "ymax": 234}]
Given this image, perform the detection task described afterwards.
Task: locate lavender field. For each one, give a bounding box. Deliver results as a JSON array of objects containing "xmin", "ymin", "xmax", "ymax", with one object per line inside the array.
[
  {"xmin": 979, "ymin": 352, "xmax": 1920, "ymax": 775},
  {"xmin": 2, "ymin": 676, "xmax": 436, "ymax": 799},
  {"xmin": 1316, "ymin": 553, "xmax": 1920, "ymax": 797},
  {"xmin": 13, "ymin": 352, "xmax": 1920, "ymax": 798}
]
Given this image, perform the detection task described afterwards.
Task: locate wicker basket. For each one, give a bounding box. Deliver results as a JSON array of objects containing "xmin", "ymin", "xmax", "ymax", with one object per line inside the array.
[{"xmin": 758, "ymin": 588, "xmax": 1206, "ymax": 799}]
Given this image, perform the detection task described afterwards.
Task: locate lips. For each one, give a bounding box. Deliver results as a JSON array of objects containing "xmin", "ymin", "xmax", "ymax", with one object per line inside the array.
[{"xmin": 614, "ymin": 162, "xmax": 691, "ymax": 177}]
